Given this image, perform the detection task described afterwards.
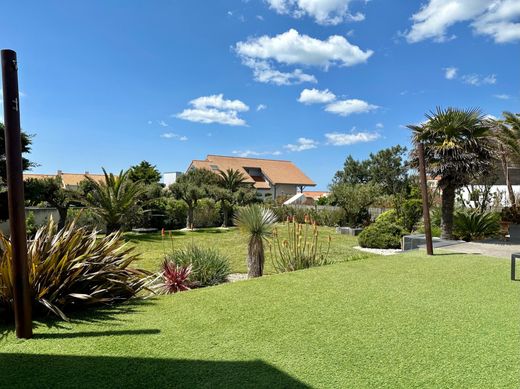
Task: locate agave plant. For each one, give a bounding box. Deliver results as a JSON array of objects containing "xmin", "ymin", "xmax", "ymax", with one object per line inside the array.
[
  {"xmin": 234, "ymin": 205, "xmax": 277, "ymax": 278},
  {"xmin": 161, "ymin": 261, "xmax": 192, "ymax": 293},
  {"xmin": 0, "ymin": 218, "xmax": 151, "ymax": 321},
  {"xmin": 453, "ymin": 211, "xmax": 500, "ymax": 242}
]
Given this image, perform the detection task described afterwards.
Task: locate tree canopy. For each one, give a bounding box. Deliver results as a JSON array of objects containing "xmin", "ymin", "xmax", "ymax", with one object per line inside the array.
[{"xmin": 128, "ymin": 161, "xmax": 161, "ymax": 185}]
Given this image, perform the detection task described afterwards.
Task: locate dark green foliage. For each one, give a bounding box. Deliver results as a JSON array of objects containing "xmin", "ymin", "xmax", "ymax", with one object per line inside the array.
[
  {"xmin": 25, "ymin": 211, "xmax": 37, "ymax": 237},
  {"xmin": 500, "ymin": 206, "xmax": 520, "ymax": 224},
  {"xmin": 329, "ymin": 183, "xmax": 380, "ymax": 227},
  {"xmin": 0, "ymin": 218, "xmax": 150, "ymax": 321},
  {"xmin": 453, "ymin": 211, "xmax": 500, "ymax": 241},
  {"xmin": 358, "ymin": 221, "xmax": 404, "ymax": 249},
  {"xmin": 0, "ymin": 122, "xmax": 34, "ymax": 220},
  {"xmin": 401, "ymin": 199, "xmax": 423, "ymax": 232},
  {"xmin": 24, "ymin": 176, "xmax": 73, "ymax": 230},
  {"xmin": 165, "ymin": 244, "xmax": 231, "ymax": 287},
  {"xmin": 162, "ymin": 198, "xmax": 189, "ymax": 229},
  {"xmin": 66, "ymin": 207, "xmax": 105, "ymax": 231},
  {"xmin": 270, "ymin": 206, "xmax": 346, "ymax": 227},
  {"xmin": 128, "ymin": 161, "xmax": 162, "ymax": 184},
  {"xmin": 333, "ymin": 146, "xmax": 409, "ymax": 196},
  {"xmin": 193, "ymin": 198, "xmax": 222, "ymax": 228}
]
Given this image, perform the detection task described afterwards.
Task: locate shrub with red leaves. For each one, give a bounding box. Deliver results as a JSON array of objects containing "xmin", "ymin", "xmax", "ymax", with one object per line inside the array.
[{"xmin": 161, "ymin": 260, "xmax": 192, "ymax": 293}]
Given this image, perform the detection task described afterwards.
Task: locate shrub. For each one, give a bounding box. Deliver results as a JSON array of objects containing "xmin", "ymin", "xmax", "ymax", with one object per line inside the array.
[
  {"xmin": 270, "ymin": 220, "xmax": 331, "ymax": 273},
  {"xmin": 66, "ymin": 207, "xmax": 105, "ymax": 231},
  {"xmin": 193, "ymin": 198, "xmax": 221, "ymax": 228},
  {"xmin": 160, "ymin": 261, "xmax": 192, "ymax": 293},
  {"xmin": 376, "ymin": 209, "xmax": 399, "ymax": 224},
  {"xmin": 270, "ymin": 206, "xmax": 346, "ymax": 227},
  {"xmin": 165, "ymin": 244, "xmax": 231, "ymax": 287},
  {"xmin": 0, "ymin": 218, "xmax": 150, "ymax": 321},
  {"xmin": 500, "ymin": 207, "xmax": 520, "ymax": 224},
  {"xmin": 25, "ymin": 211, "xmax": 37, "ymax": 237},
  {"xmin": 358, "ymin": 221, "xmax": 404, "ymax": 249},
  {"xmin": 453, "ymin": 211, "xmax": 500, "ymax": 241},
  {"xmin": 163, "ymin": 198, "xmax": 188, "ymax": 229},
  {"xmin": 401, "ymin": 199, "xmax": 423, "ymax": 232}
]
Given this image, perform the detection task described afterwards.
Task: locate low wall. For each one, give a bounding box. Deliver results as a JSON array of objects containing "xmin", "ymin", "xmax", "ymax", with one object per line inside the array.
[{"xmin": 0, "ymin": 207, "xmax": 59, "ymax": 236}]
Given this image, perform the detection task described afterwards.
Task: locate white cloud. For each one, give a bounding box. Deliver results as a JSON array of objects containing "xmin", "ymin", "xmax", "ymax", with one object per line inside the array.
[
  {"xmin": 494, "ymin": 93, "xmax": 510, "ymax": 99},
  {"xmin": 175, "ymin": 94, "xmax": 249, "ymax": 126},
  {"xmin": 190, "ymin": 94, "xmax": 249, "ymax": 112},
  {"xmin": 236, "ymin": 29, "xmax": 373, "ymax": 68},
  {"xmin": 232, "ymin": 149, "xmax": 282, "ymax": 157},
  {"xmin": 298, "ymin": 88, "xmax": 336, "ymax": 104},
  {"xmin": 256, "ymin": 15, "xmax": 264, "ymax": 21},
  {"xmin": 265, "ymin": 0, "xmax": 366, "ymax": 25},
  {"xmin": 444, "ymin": 66, "xmax": 458, "ymax": 79},
  {"xmin": 161, "ymin": 132, "xmax": 188, "ymax": 141},
  {"xmin": 461, "ymin": 73, "xmax": 497, "ymax": 86},
  {"xmin": 147, "ymin": 120, "xmax": 153, "ymax": 125},
  {"xmin": 235, "ymin": 29, "xmax": 373, "ymax": 84},
  {"xmin": 376, "ymin": 122, "xmax": 384, "ymax": 129},
  {"xmin": 284, "ymin": 137, "xmax": 319, "ymax": 152},
  {"xmin": 325, "ymin": 131, "xmax": 380, "ymax": 146},
  {"xmin": 405, "ymin": 0, "xmax": 520, "ymax": 44},
  {"xmin": 158, "ymin": 120, "xmax": 168, "ymax": 127},
  {"xmin": 256, "ymin": 104, "xmax": 267, "ymax": 111},
  {"xmin": 325, "ymin": 99, "xmax": 378, "ymax": 116}
]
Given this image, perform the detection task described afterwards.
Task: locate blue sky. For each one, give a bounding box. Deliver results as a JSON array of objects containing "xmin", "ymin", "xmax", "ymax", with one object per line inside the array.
[{"xmin": 2, "ymin": 0, "xmax": 519, "ymax": 190}]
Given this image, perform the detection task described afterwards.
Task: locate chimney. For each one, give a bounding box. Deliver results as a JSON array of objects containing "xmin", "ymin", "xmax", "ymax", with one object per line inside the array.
[{"xmin": 57, "ymin": 170, "xmax": 63, "ymax": 176}]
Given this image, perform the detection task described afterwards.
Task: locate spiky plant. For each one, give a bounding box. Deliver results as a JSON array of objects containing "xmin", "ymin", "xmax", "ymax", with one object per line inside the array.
[
  {"xmin": 81, "ymin": 168, "xmax": 145, "ymax": 233},
  {"xmin": 408, "ymin": 107, "xmax": 495, "ymax": 239},
  {"xmin": 453, "ymin": 211, "xmax": 500, "ymax": 242},
  {"xmin": 161, "ymin": 261, "xmax": 192, "ymax": 293},
  {"xmin": 0, "ymin": 218, "xmax": 151, "ymax": 321},
  {"xmin": 234, "ymin": 205, "xmax": 277, "ymax": 278}
]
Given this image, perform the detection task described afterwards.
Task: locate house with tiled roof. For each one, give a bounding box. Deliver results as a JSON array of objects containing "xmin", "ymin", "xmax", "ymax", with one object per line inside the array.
[
  {"xmin": 23, "ymin": 170, "xmax": 105, "ymax": 190},
  {"xmin": 187, "ymin": 155, "xmax": 316, "ymax": 199}
]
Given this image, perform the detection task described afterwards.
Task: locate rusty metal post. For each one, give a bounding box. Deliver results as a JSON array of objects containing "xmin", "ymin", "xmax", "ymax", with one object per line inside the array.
[
  {"xmin": 1, "ymin": 49, "xmax": 32, "ymax": 338},
  {"xmin": 417, "ymin": 142, "xmax": 433, "ymax": 255}
]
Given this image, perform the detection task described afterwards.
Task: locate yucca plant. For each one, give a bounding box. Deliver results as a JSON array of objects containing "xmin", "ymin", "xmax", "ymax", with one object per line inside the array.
[
  {"xmin": 165, "ymin": 244, "xmax": 230, "ymax": 287},
  {"xmin": 453, "ymin": 211, "xmax": 500, "ymax": 242},
  {"xmin": 0, "ymin": 218, "xmax": 151, "ymax": 321},
  {"xmin": 270, "ymin": 218, "xmax": 331, "ymax": 273},
  {"xmin": 234, "ymin": 205, "xmax": 277, "ymax": 278},
  {"xmin": 160, "ymin": 261, "xmax": 192, "ymax": 293}
]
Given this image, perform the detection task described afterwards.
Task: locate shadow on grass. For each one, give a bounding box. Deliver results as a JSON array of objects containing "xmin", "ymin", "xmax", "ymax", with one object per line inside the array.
[
  {"xmin": 35, "ymin": 328, "xmax": 161, "ymax": 339},
  {"xmin": 0, "ymin": 354, "xmax": 310, "ymax": 388},
  {"xmin": 1, "ymin": 299, "xmax": 156, "ymax": 339}
]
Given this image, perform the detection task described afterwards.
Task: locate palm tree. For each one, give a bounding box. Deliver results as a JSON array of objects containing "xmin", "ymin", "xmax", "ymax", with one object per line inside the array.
[
  {"xmin": 409, "ymin": 107, "xmax": 495, "ymax": 239},
  {"xmin": 218, "ymin": 169, "xmax": 248, "ymax": 227},
  {"xmin": 490, "ymin": 112, "xmax": 520, "ymax": 206},
  {"xmin": 82, "ymin": 168, "xmax": 145, "ymax": 233},
  {"xmin": 234, "ymin": 205, "xmax": 277, "ymax": 278}
]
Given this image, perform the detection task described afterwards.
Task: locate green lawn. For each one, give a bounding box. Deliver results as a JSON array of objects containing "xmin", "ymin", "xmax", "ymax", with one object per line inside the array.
[
  {"xmin": 1, "ymin": 251, "xmax": 518, "ymax": 388},
  {"xmin": 124, "ymin": 225, "xmax": 371, "ymax": 273}
]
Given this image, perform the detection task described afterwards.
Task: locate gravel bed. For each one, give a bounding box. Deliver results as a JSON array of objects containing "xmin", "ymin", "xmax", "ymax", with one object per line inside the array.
[{"xmin": 353, "ymin": 246, "xmax": 403, "ymax": 256}]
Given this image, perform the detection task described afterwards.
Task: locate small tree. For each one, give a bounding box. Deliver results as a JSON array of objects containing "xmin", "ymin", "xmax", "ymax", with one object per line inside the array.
[
  {"xmin": 329, "ymin": 183, "xmax": 380, "ymax": 227},
  {"xmin": 409, "ymin": 107, "xmax": 495, "ymax": 239},
  {"xmin": 234, "ymin": 205, "xmax": 277, "ymax": 278},
  {"xmin": 217, "ymin": 168, "xmax": 253, "ymax": 227},
  {"xmin": 169, "ymin": 168, "xmax": 220, "ymax": 229},
  {"xmin": 81, "ymin": 169, "xmax": 145, "ymax": 233},
  {"xmin": 24, "ymin": 177, "xmax": 72, "ymax": 230},
  {"xmin": 128, "ymin": 160, "xmax": 162, "ymax": 185}
]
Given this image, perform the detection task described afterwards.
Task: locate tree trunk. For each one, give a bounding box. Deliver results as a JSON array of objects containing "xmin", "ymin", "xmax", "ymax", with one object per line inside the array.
[
  {"xmin": 500, "ymin": 148, "xmax": 516, "ymax": 206},
  {"xmin": 222, "ymin": 204, "xmax": 229, "ymax": 228},
  {"xmin": 106, "ymin": 222, "xmax": 119, "ymax": 234},
  {"xmin": 247, "ymin": 237, "xmax": 264, "ymax": 278},
  {"xmin": 441, "ymin": 185, "xmax": 456, "ymax": 240},
  {"xmin": 186, "ymin": 206, "xmax": 194, "ymax": 229},
  {"xmin": 57, "ymin": 206, "xmax": 68, "ymax": 231}
]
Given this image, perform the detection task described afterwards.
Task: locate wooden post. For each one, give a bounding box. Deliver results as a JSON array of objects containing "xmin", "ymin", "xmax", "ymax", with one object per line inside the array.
[
  {"xmin": 1, "ymin": 49, "xmax": 33, "ymax": 338},
  {"xmin": 417, "ymin": 142, "xmax": 433, "ymax": 255}
]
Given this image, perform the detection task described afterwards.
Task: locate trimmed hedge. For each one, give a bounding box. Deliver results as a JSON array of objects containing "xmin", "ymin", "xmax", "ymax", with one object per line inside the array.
[{"xmin": 358, "ymin": 221, "xmax": 404, "ymax": 249}]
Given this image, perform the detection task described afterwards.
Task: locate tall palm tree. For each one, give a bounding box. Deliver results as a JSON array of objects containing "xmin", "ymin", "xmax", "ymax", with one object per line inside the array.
[
  {"xmin": 82, "ymin": 168, "xmax": 145, "ymax": 233},
  {"xmin": 234, "ymin": 205, "xmax": 277, "ymax": 278},
  {"xmin": 409, "ymin": 107, "xmax": 495, "ymax": 239},
  {"xmin": 218, "ymin": 169, "xmax": 248, "ymax": 227},
  {"xmin": 491, "ymin": 112, "xmax": 520, "ymax": 206}
]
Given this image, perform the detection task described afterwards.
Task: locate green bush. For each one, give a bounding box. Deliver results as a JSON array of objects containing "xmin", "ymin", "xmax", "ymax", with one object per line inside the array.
[
  {"xmin": 376, "ymin": 209, "xmax": 399, "ymax": 224},
  {"xmin": 0, "ymin": 218, "xmax": 150, "ymax": 320},
  {"xmin": 269, "ymin": 206, "xmax": 346, "ymax": 227},
  {"xmin": 66, "ymin": 207, "xmax": 105, "ymax": 231},
  {"xmin": 163, "ymin": 198, "xmax": 188, "ymax": 229},
  {"xmin": 401, "ymin": 199, "xmax": 423, "ymax": 232},
  {"xmin": 25, "ymin": 211, "xmax": 37, "ymax": 237},
  {"xmin": 165, "ymin": 244, "xmax": 231, "ymax": 287},
  {"xmin": 193, "ymin": 198, "xmax": 221, "ymax": 228},
  {"xmin": 358, "ymin": 221, "xmax": 404, "ymax": 249},
  {"xmin": 453, "ymin": 211, "xmax": 500, "ymax": 241}
]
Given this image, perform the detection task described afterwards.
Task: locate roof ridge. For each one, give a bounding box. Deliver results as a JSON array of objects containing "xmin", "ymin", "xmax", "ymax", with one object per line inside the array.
[{"xmin": 207, "ymin": 154, "xmax": 291, "ymax": 162}]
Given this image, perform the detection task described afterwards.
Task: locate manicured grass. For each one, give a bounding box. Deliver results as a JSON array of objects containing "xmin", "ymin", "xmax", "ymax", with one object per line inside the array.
[
  {"xmin": 124, "ymin": 224, "xmax": 370, "ymax": 273},
  {"xmin": 1, "ymin": 251, "xmax": 518, "ymax": 388}
]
